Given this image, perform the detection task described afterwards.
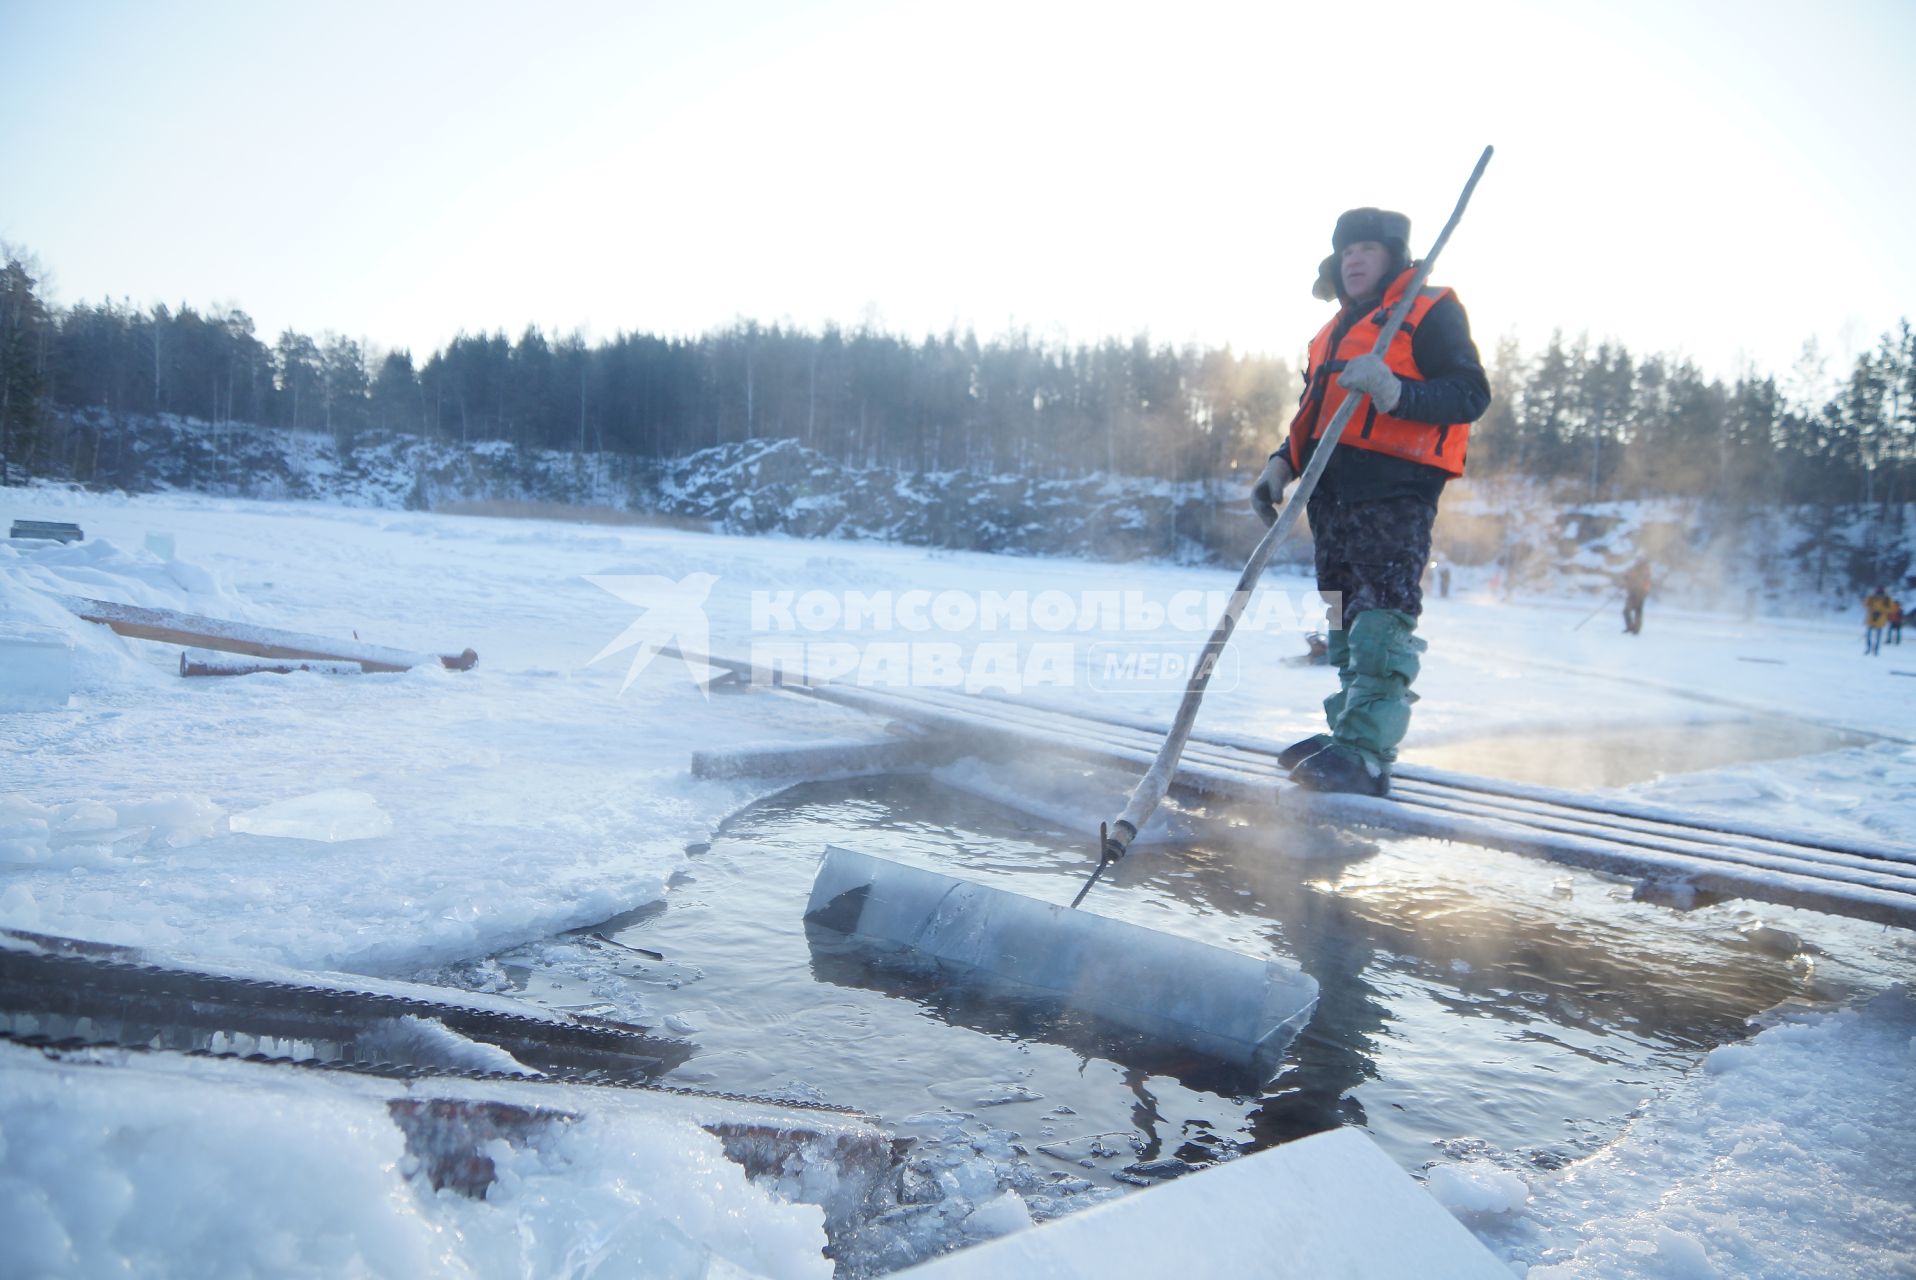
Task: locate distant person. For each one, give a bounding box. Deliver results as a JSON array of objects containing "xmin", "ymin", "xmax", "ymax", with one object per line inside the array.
[
  {"xmin": 1890, "ymin": 597, "xmax": 1904, "ymax": 645},
  {"xmin": 1621, "ymin": 558, "xmax": 1653, "ymax": 635},
  {"xmin": 1865, "ymin": 587, "xmax": 1893, "ymax": 655},
  {"xmin": 1500, "ymin": 547, "xmax": 1523, "ymax": 600},
  {"xmin": 1249, "ymin": 206, "xmax": 1490, "ymax": 796},
  {"xmin": 1438, "ymin": 560, "xmax": 1452, "ymax": 599}
]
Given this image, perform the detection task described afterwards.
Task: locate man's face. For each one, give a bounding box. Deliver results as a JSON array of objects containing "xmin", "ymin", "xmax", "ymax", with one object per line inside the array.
[{"xmin": 1339, "ymin": 241, "xmax": 1393, "ymax": 299}]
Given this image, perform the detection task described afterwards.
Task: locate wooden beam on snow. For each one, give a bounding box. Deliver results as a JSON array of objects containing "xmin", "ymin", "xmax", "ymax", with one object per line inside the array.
[{"xmin": 55, "ymin": 594, "xmax": 478, "ymax": 673}]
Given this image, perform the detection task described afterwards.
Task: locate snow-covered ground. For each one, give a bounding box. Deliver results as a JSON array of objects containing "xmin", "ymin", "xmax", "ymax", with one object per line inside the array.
[{"xmin": 2, "ymin": 486, "xmax": 1912, "ymax": 1277}]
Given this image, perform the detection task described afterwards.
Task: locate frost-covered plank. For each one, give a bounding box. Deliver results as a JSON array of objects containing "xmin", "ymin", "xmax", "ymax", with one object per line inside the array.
[
  {"xmin": 1388, "ymin": 775, "xmax": 1916, "ymax": 871},
  {"xmin": 819, "ymin": 684, "xmax": 1916, "ymax": 920},
  {"xmin": 1389, "ymin": 761, "xmax": 1912, "ymax": 866},
  {"xmin": 178, "ymin": 648, "xmax": 363, "ymax": 678},
  {"xmin": 948, "ymin": 691, "xmax": 1911, "ymax": 867},
  {"xmin": 1284, "ymin": 786, "xmax": 1916, "ymax": 929},
  {"xmin": 55, "ymin": 594, "xmax": 478, "ymax": 672},
  {"xmin": 895, "ymin": 1126, "xmax": 1508, "ymax": 1279},
  {"xmin": 1387, "ymin": 786, "xmax": 1916, "ymax": 890},
  {"xmin": 678, "ymin": 649, "xmax": 1916, "ymax": 927}
]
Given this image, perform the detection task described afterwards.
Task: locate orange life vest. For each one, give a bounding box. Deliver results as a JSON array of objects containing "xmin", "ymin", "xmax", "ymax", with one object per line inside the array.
[{"xmin": 1287, "ymin": 267, "xmax": 1470, "ymax": 478}]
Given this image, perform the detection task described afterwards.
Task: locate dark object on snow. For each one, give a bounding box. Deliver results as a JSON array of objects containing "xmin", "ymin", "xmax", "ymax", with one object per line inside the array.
[
  {"xmin": 10, "ymin": 520, "xmax": 83, "ymax": 543},
  {"xmin": 1281, "ymin": 634, "xmax": 1334, "ymax": 669},
  {"xmin": 1622, "ymin": 559, "xmax": 1652, "ymax": 635}
]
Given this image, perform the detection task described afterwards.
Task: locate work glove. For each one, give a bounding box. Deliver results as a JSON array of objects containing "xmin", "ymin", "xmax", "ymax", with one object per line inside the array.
[
  {"xmin": 1250, "ymin": 451, "xmax": 1296, "ymax": 527},
  {"xmin": 1336, "ymin": 353, "xmax": 1403, "ymax": 413}
]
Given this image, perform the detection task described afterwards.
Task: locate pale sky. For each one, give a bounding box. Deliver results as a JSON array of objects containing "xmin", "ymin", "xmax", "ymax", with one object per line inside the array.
[{"xmin": 4, "ymin": 0, "xmax": 1912, "ymax": 389}]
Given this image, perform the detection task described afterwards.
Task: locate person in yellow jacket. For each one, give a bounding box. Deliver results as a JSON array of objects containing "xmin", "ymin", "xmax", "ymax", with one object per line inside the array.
[{"xmin": 1864, "ymin": 587, "xmax": 1893, "ymax": 655}]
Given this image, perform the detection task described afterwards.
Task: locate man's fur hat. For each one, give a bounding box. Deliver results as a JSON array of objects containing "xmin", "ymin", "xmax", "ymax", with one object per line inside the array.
[{"xmin": 1312, "ymin": 207, "xmax": 1412, "ymax": 302}]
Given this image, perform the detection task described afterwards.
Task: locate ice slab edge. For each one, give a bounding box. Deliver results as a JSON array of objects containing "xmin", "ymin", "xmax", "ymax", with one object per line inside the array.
[
  {"xmin": 806, "ymin": 846, "xmax": 1318, "ymax": 1077},
  {"xmin": 893, "ymin": 1126, "xmax": 1509, "ymax": 1279},
  {"xmin": 0, "ymin": 630, "xmax": 73, "ymax": 711}
]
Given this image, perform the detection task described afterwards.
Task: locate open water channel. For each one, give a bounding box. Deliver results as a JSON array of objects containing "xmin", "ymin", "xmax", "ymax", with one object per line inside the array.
[{"xmin": 421, "ymin": 769, "xmax": 1908, "ymax": 1273}]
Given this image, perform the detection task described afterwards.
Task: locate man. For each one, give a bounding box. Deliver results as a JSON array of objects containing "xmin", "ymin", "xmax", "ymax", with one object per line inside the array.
[
  {"xmin": 1251, "ymin": 208, "xmax": 1491, "ymax": 796},
  {"xmin": 1622, "ymin": 558, "xmax": 1653, "ymax": 635},
  {"xmin": 1864, "ymin": 587, "xmax": 1892, "ymax": 655}
]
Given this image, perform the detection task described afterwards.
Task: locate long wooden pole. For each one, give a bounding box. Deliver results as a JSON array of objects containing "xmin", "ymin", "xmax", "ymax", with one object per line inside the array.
[{"xmin": 1079, "ymin": 146, "xmax": 1495, "ymax": 901}]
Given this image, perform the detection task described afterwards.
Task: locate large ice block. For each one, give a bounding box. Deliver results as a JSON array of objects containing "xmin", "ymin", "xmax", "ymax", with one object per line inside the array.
[
  {"xmin": 0, "ymin": 629, "xmax": 73, "ymax": 711},
  {"xmin": 894, "ymin": 1126, "xmax": 1511, "ymax": 1279},
  {"xmin": 805, "ymin": 845, "xmax": 1317, "ymax": 1080}
]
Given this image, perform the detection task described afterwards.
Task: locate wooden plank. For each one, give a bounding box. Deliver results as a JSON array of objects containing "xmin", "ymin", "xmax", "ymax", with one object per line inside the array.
[{"xmin": 56, "ymin": 594, "xmax": 477, "ymax": 673}]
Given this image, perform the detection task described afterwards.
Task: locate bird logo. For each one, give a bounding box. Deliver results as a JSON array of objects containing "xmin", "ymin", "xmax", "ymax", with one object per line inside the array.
[{"xmin": 585, "ymin": 572, "xmax": 721, "ymax": 695}]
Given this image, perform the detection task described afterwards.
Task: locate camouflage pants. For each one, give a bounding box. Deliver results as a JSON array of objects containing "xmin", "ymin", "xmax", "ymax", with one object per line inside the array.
[
  {"xmin": 1307, "ymin": 494, "xmax": 1436, "ymax": 768},
  {"xmin": 1306, "ymin": 494, "xmax": 1437, "ymax": 626}
]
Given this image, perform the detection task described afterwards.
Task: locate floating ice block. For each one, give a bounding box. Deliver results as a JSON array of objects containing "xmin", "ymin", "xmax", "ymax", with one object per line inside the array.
[
  {"xmin": 805, "ymin": 846, "xmax": 1318, "ymax": 1079},
  {"xmin": 0, "ymin": 629, "xmax": 73, "ymax": 711}
]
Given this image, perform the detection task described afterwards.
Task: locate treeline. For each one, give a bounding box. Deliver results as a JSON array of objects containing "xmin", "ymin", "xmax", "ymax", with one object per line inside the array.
[
  {"xmin": 2, "ymin": 248, "xmax": 1911, "ymax": 515},
  {"xmin": 1472, "ymin": 328, "xmax": 1916, "ymax": 511},
  {"xmin": 0, "ymin": 259, "xmax": 1291, "ymax": 487}
]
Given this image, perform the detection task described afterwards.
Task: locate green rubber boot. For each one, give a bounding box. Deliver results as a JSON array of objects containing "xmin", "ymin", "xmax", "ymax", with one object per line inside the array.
[
  {"xmin": 1329, "ymin": 609, "xmax": 1425, "ymax": 773},
  {"xmin": 1320, "ymin": 628, "xmax": 1353, "ymax": 733}
]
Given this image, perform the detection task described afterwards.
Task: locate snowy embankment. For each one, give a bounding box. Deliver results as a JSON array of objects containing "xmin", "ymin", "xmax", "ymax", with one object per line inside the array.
[
  {"xmin": 1463, "ymin": 989, "xmax": 1916, "ymax": 1279},
  {"xmin": 0, "ymin": 495, "xmax": 882, "ymax": 974},
  {"xmin": 0, "ymin": 1043, "xmax": 835, "ymax": 1279},
  {"xmin": 2, "ymin": 487, "xmax": 1912, "ymax": 1277}
]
